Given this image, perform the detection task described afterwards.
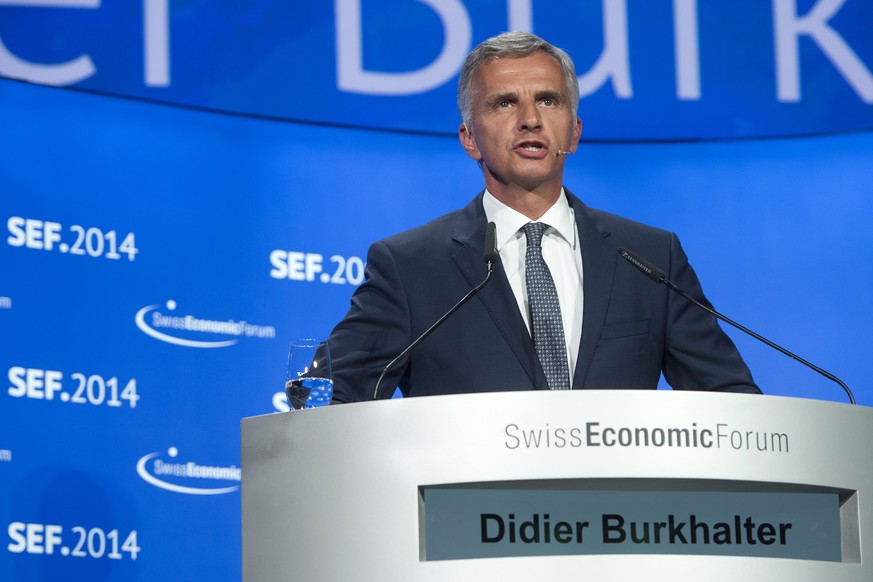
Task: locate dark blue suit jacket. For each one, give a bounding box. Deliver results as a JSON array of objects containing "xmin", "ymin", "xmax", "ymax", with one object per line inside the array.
[{"xmin": 329, "ymin": 190, "xmax": 759, "ymax": 402}]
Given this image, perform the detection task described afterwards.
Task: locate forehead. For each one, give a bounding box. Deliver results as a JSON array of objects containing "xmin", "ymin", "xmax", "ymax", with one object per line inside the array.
[{"xmin": 471, "ymin": 52, "xmax": 567, "ymax": 96}]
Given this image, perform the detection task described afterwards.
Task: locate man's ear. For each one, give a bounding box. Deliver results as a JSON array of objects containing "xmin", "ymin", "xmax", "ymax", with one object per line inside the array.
[
  {"xmin": 459, "ymin": 123, "xmax": 481, "ymax": 160},
  {"xmin": 569, "ymin": 117, "xmax": 582, "ymax": 153}
]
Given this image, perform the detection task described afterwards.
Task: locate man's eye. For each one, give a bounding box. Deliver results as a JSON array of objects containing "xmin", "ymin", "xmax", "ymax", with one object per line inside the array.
[
  {"xmin": 497, "ymin": 101, "xmax": 511, "ymax": 108},
  {"xmin": 542, "ymin": 98, "xmax": 556, "ymax": 106}
]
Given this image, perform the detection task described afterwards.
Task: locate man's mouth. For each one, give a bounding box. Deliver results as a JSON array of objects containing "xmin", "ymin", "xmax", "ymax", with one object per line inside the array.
[{"xmin": 516, "ymin": 141, "xmax": 547, "ymax": 154}]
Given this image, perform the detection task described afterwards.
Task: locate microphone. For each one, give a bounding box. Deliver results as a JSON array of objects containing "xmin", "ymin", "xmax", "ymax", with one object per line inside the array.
[
  {"xmin": 556, "ymin": 150, "xmax": 573, "ymax": 156},
  {"xmin": 618, "ymin": 247, "xmax": 856, "ymax": 405},
  {"xmin": 372, "ymin": 222, "xmax": 499, "ymax": 400}
]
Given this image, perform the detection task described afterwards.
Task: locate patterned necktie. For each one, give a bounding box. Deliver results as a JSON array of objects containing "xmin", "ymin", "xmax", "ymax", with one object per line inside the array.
[{"xmin": 523, "ymin": 222, "xmax": 570, "ymax": 390}]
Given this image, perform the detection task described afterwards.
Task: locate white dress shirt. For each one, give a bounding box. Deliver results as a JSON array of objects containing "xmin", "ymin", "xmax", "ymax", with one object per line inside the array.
[{"xmin": 482, "ymin": 189, "xmax": 585, "ymax": 380}]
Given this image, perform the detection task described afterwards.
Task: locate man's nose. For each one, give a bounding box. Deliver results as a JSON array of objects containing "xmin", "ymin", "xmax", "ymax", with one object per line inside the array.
[{"xmin": 518, "ymin": 101, "xmax": 542, "ymax": 131}]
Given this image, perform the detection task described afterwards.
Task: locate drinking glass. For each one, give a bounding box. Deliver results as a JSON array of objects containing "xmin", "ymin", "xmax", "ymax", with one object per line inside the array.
[{"xmin": 285, "ymin": 339, "xmax": 333, "ymax": 410}]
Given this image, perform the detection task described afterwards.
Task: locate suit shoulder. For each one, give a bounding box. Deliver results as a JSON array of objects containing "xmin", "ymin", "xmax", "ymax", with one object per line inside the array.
[
  {"xmin": 366, "ymin": 208, "xmax": 464, "ymax": 264},
  {"xmin": 382, "ymin": 209, "xmax": 462, "ymax": 245},
  {"xmin": 583, "ymin": 204, "xmax": 674, "ymax": 243}
]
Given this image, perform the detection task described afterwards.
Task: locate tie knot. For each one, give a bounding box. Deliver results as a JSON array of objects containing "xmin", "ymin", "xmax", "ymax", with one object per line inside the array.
[{"xmin": 523, "ymin": 222, "xmax": 548, "ymax": 248}]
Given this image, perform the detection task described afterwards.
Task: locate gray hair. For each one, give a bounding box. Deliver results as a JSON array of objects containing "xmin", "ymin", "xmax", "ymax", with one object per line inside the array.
[{"xmin": 457, "ymin": 32, "xmax": 580, "ymax": 129}]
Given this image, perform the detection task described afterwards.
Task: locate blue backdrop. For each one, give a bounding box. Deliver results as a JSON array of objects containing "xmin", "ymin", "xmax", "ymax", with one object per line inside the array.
[{"xmin": 2, "ymin": 1, "xmax": 873, "ymax": 580}]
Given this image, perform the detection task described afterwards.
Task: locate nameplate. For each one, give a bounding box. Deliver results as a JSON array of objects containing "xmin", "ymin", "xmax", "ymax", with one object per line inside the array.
[{"xmin": 421, "ymin": 481, "xmax": 841, "ymax": 561}]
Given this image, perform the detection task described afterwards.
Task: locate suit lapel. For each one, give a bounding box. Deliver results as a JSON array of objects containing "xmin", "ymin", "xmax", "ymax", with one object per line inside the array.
[
  {"xmin": 451, "ymin": 194, "xmax": 545, "ymax": 389},
  {"xmin": 567, "ymin": 192, "xmax": 616, "ymax": 388}
]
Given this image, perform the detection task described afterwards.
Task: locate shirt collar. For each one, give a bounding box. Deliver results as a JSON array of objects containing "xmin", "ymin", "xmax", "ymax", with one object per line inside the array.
[{"xmin": 482, "ymin": 188, "xmax": 576, "ymax": 250}]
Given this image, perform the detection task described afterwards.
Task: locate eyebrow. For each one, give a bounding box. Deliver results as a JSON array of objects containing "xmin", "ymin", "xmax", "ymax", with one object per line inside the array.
[
  {"xmin": 536, "ymin": 90, "xmax": 563, "ymax": 103},
  {"xmin": 484, "ymin": 89, "xmax": 564, "ymax": 108},
  {"xmin": 484, "ymin": 92, "xmax": 517, "ymax": 107}
]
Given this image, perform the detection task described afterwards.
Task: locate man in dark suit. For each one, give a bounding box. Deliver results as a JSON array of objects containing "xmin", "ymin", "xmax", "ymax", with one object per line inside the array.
[{"xmin": 328, "ymin": 32, "xmax": 759, "ymax": 403}]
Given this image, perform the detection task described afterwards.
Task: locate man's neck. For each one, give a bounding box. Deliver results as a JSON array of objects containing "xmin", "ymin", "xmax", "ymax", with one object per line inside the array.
[{"xmin": 486, "ymin": 182, "xmax": 563, "ymax": 221}]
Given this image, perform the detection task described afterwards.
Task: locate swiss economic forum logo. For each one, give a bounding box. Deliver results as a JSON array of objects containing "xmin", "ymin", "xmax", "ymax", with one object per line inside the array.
[
  {"xmin": 135, "ymin": 300, "xmax": 276, "ymax": 348},
  {"xmin": 136, "ymin": 447, "xmax": 240, "ymax": 495}
]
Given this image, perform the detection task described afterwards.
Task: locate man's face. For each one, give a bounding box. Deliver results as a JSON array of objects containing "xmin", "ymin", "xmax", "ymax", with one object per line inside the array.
[{"xmin": 459, "ymin": 51, "xmax": 582, "ymax": 196}]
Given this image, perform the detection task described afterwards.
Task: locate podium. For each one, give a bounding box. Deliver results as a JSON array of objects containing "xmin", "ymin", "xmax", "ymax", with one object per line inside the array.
[{"xmin": 241, "ymin": 391, "xmax": 871, "ymax": 581}]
